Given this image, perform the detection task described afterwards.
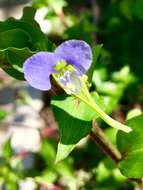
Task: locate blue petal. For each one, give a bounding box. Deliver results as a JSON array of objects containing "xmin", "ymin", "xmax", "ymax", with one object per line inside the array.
[
  {"xmin": 55, "ymin": 40, "xmax": 92, "ymax": 73},
  {"xmin": 23, "ymin": 52, "xmax": 59, "ymax": 91}
]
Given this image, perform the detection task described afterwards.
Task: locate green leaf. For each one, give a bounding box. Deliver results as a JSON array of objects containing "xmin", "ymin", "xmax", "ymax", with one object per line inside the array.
[
  {"xmin": 117, "ymin": 114, "xmax": 143, "ymax": 178},
  {"xmin": 52, "ymin": 106, "xmax": 91, "ymax": 162},
  {"xmin": 36, "ymin": 170, "xmax": 58, "ymax": 183},
  {"xmin": 0, "ymin": 47, "xmax": 34, "ymax": 80},
  {"xmin": 0, "ymin": 29, "xmax": 30, "ymax": 49},
  {"xmin": 0, "ymin": 7, "xmax": 55, "ymax": 80},
  {"xmin": 2, "ymin": 138, "xmax": 13, "ymax": 159},
  {"xmin": 55, "ymin": 143, "xmax": 74, "ymax": 164},
  {"xmin": 0, "ymin": 47, "xmax": 34, "ymax": 67},
  {"xmin": 55, "ymin": 160, "xmax": 76, "ymax": 183},
  {"xmin": 51, "ymin": 92, "xmax": 105, "ymax": 121},
  {"xmin": 40, "ymin": 139, "xmax": 56, "ymax": 166},
  {"xmin": 0, "ymin": 108, "xmax": 7, "ymax": 121},
  {"xmin": 38, "ymin": 139, "xmax": 76, "ymax": 184},
  {"xmin": 6, "ymin": 48, "xmax": 34, "ymax": 70},
  {"xmin": 21, "ymin": 6, "xmax": 36, "ymax": 24},
  {"xmin": 3, "ymin": 182, "xmax": 18, "ymax": 190},
  {"xmin": 126, "ymin": 108, "xmax": 142, "ymax": 120},
  {"xmin": 21, "ymin": 7, "xmax": 55, "ymax": 51},
  {"xmin": 87, "ymin": 44, "xmax": 103, "ymax": 82},
  {"xmin": 3, "ymin": 67, "xmax": 24, "ymax": 80},
  {"xmin": 95, "ymin": 81, "xmax": 124, "ymax": 97},
  {"xmin": 0, "ymin": 7, "xmax": 52, "ymax": 51},
  {"xmin": 102, "ymin": 96, "xmax": 119, "ymax": 114},
  {"xmin": 8, "ymin": 18, "xmax": 41, "ymax": 50}
]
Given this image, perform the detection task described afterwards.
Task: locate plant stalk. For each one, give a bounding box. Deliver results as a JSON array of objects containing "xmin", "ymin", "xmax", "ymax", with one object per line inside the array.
[
  {"xmin": 76, "ymin": 76, "xmax": 132, "ymax": 133},
  {"xmin": 90, "ymin": 120, "xmax": 122, "ymax": 163}
]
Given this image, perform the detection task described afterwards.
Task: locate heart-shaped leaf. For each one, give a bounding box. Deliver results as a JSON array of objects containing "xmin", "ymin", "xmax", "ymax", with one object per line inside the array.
[{"xmin": 52, "ymin": 106, "xmax": 91, "ymax": 162}]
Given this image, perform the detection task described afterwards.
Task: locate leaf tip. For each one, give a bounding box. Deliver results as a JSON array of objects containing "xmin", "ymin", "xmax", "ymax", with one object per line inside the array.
[{"xmin": 124, "ymin": 125, "xmax": 132, "ymax": 133}]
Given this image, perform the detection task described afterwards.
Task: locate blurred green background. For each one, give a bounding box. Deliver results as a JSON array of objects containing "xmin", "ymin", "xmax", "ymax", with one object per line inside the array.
[{"xmin": 0, "ymin": 0, "xmax": 143, "ymax": 189}]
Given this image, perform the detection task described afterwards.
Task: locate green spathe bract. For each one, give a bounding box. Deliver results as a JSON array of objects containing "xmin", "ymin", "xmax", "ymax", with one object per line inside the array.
[{"xmin": 54, "ymin": 67, "xmax": 132, "ymax": 133}]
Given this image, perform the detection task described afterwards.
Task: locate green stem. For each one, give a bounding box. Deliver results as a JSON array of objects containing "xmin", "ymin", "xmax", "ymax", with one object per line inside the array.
[{"xmin": 76, "ymin": 77, "xmax": 132, "ymax": 133}]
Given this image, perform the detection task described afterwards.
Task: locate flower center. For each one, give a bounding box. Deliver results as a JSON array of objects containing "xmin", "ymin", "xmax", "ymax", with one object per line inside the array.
[
  {"xmin": 53, "ymin": 60, "xmax": 82, "ymax": 94},
  {"xmin": 53, "ymin": 60, "xmax": 67, "ymax": 71}
]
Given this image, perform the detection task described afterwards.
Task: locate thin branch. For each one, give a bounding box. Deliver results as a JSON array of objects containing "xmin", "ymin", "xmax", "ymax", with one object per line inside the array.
[{"xmin": 90, "ymin": 120, "xmax": 122, "ymax": 163}]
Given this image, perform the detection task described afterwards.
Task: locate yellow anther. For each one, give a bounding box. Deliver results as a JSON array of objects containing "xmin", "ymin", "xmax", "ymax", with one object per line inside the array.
[{"xmin": 54, "ymin": 60, "xmax": 67, "ymax": 71}]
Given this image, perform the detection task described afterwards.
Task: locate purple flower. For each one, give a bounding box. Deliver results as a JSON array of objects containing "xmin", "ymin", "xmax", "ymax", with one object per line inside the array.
[{"xmin": 23, "ymin": 40, "xmax": 92, "ymax": 91}]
